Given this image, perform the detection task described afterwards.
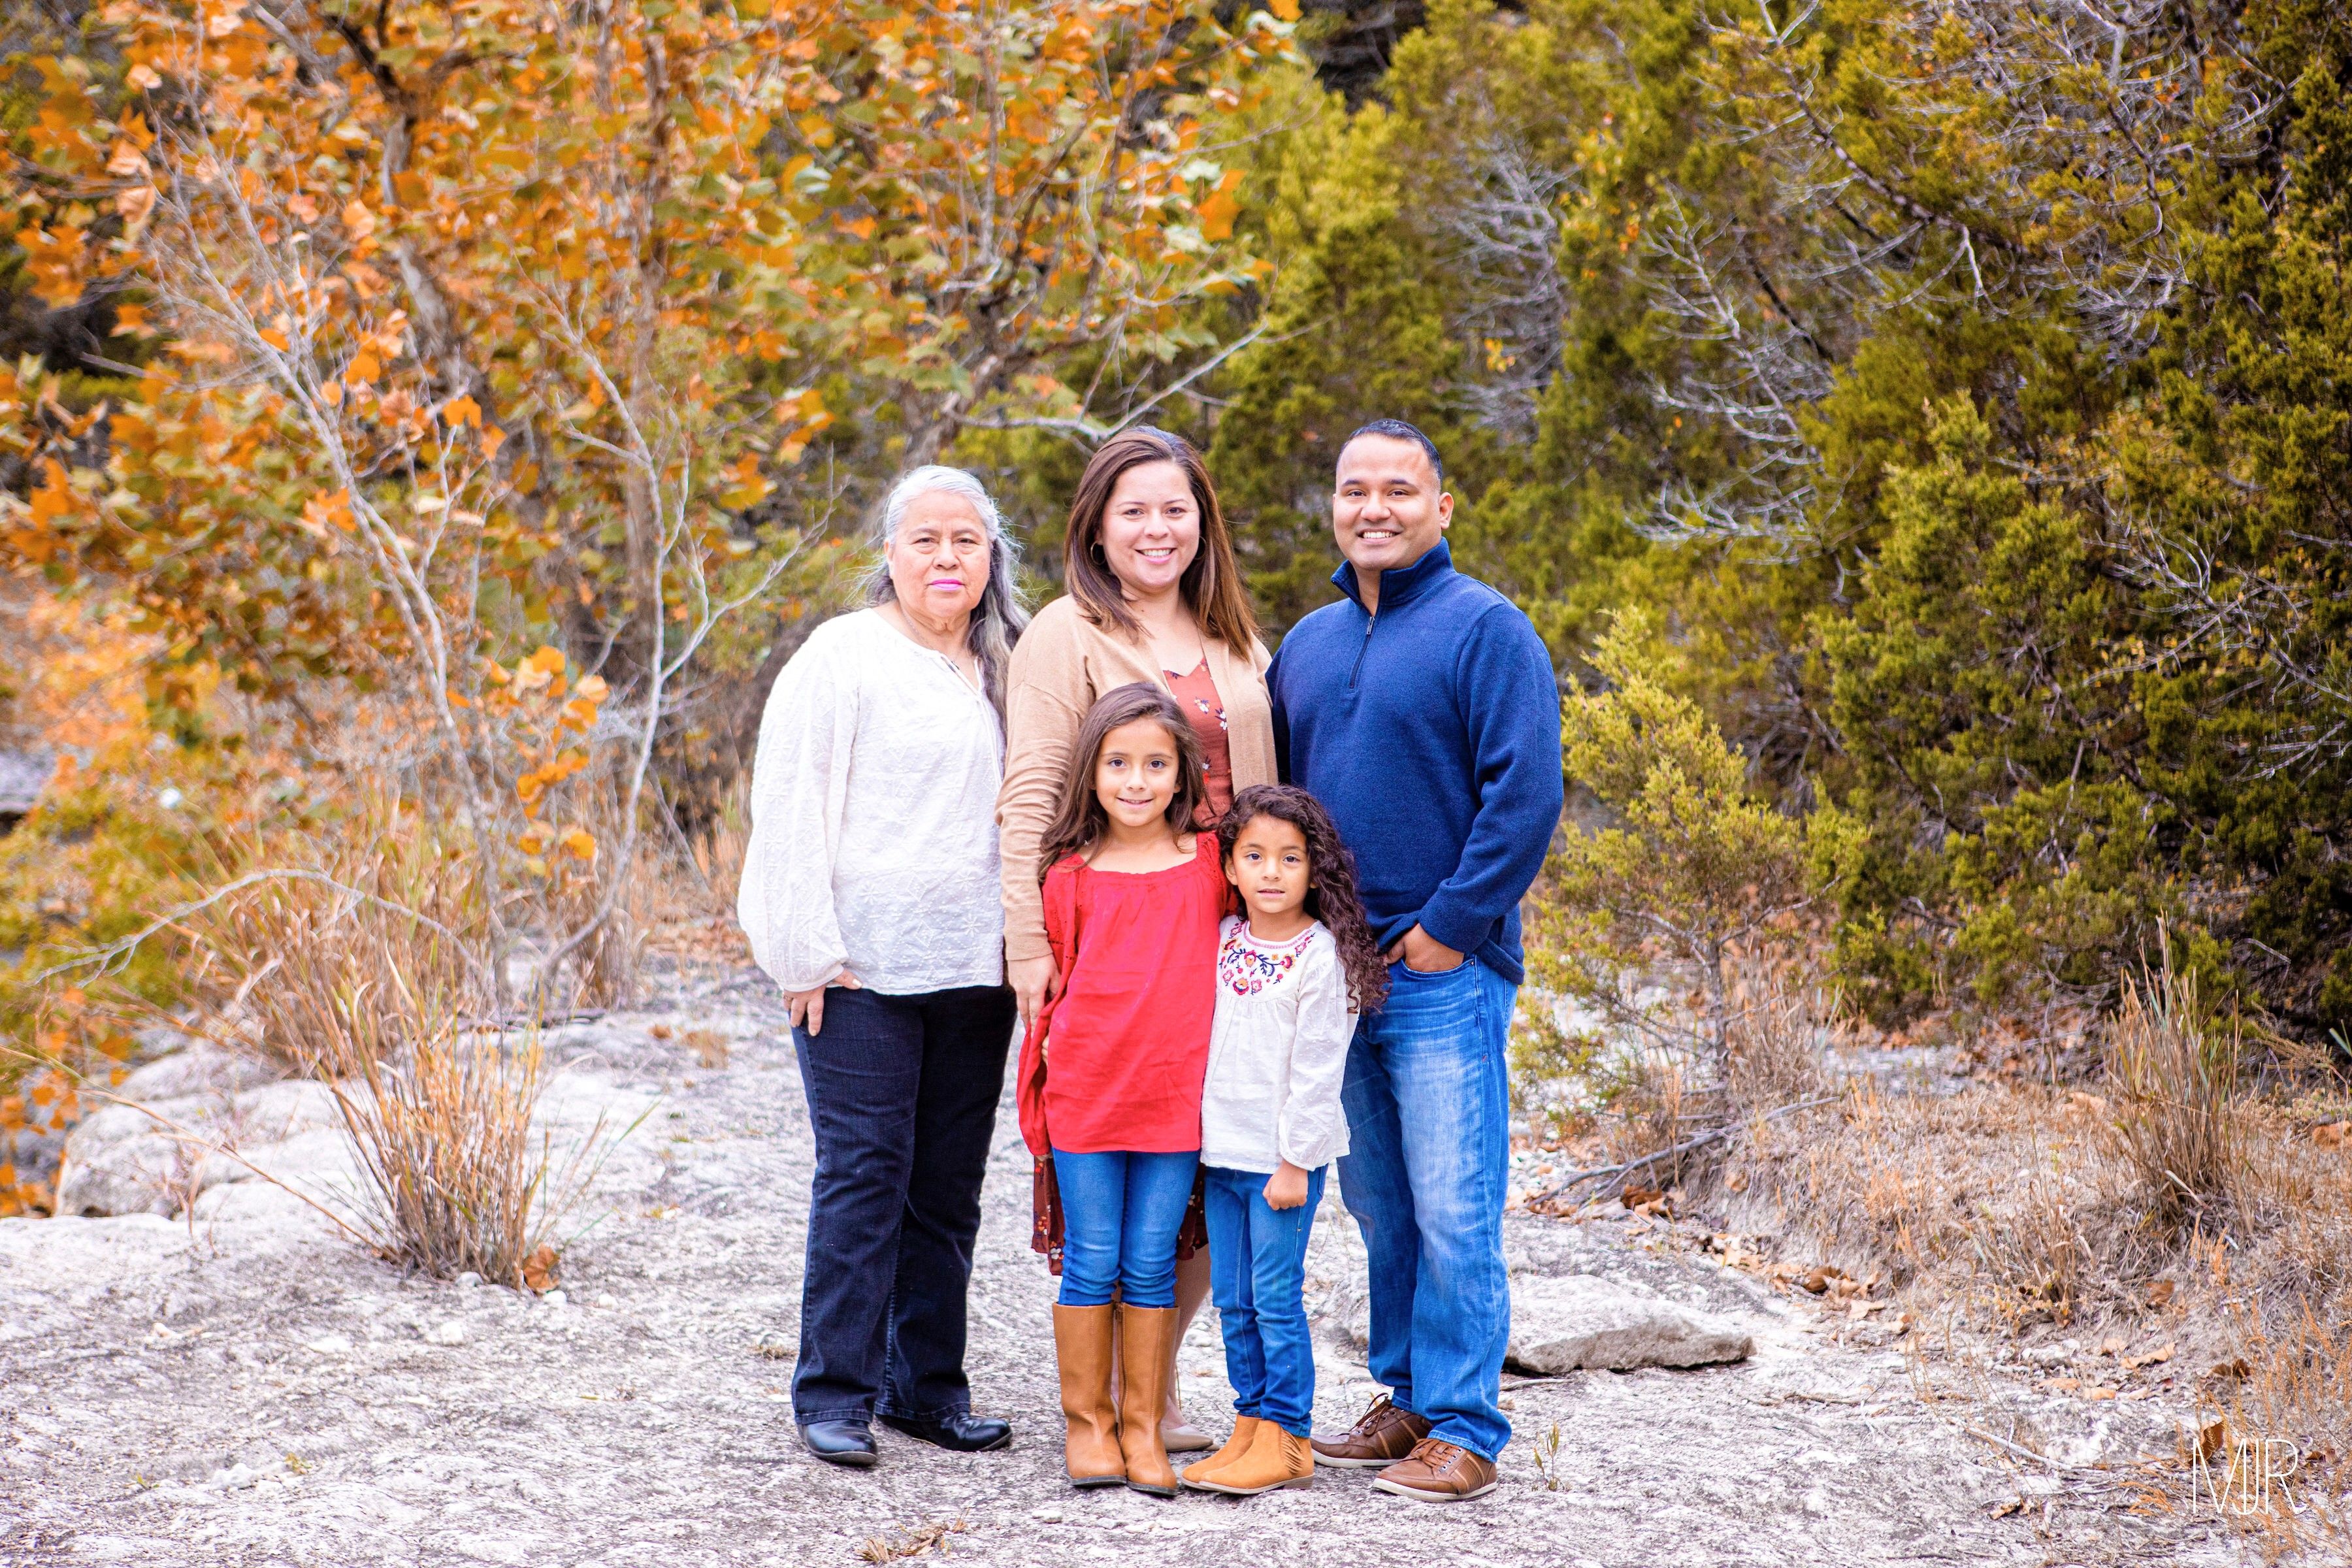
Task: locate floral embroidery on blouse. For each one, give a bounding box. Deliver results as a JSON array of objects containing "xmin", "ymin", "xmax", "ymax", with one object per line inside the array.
[{"xmin": 1218, "ymin": 925, "xmax": 1309, "ymax": 997}]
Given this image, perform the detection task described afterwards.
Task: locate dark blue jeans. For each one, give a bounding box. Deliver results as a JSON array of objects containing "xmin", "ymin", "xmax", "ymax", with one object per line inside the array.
[
  {"xmin": 1203, "ymin": 1163, "xmax": 1326, "ymax": 1437},
  {"xmin": 1337, "ymin": 956, "xmax": 1517, "ymax": 1460},
  {"xmin": 790, "ymin": 983, "xmax": 1016, "ymax": 1426},
  {"xmin": 1049, "ymin": 1149, "xmax": 1200, "ymax": 1308}
]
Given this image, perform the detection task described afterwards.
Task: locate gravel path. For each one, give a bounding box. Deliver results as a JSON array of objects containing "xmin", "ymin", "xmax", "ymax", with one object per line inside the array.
[{"xmin": 0, "ymin": 958, "xmax": 2251, "ymax": 1566}]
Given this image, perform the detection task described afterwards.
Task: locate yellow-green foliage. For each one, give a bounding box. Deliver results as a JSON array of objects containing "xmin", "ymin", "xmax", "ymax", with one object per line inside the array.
[{"xmin": 1533, "ymin": 608, "xmax": 1806, "ymax": 1064}]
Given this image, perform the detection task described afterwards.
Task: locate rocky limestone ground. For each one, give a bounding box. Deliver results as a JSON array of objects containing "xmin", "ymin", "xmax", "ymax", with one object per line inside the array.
[{"xmin": 0, "ymin": 950, "xmax": 2261, "ymax": 1567}]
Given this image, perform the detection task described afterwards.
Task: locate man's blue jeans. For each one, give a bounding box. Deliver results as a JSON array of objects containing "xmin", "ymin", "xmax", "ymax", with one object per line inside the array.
[
  {"xmin": 1336, "ymin": 955, "xmax": 1516, "ymax": 1461},
  {"xmin": 1051, "ymin": 1149, "xmax": 1199, "ymax": 1308},
  {"xmin": 1202, "ymin": 1163, "xmax": 1327, "ymax": 1437}
]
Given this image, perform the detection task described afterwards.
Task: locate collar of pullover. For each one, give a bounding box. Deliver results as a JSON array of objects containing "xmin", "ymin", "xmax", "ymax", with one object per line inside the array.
[{"xmin": 1330, "ymin": 539, "xmax": 1454, "ymax": 614}]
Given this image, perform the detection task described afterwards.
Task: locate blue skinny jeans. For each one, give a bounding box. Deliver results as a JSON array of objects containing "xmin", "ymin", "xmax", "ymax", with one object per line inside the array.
[
  {"xmin": 1050, "ymin": 1148, "xmax": 1200, "ymax": 1309},
  {"xmin": 1203, "ymin": 1163, "xmax": 1326, "ymax": 1437}
]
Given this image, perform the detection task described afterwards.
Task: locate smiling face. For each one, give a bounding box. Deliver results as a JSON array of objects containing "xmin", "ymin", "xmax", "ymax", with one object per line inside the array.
[
  {"xmin": 1098, "ymin": 459, "xmax": 1201, "ymax": 602},
  {"xmin": 1332, "ymin": 433, "xmax": 1452, "ymax": 583},
  {"xmin": 1226, "ymin": 813, "xmax": 1311, "ymax": 923},
  {"xmin": 885, "ymin": 491, "xmax": 992, "ymax": 625},
  {"xmin": 1093, "ymin": 715, "xmax": 1183, "ymax": 834}
]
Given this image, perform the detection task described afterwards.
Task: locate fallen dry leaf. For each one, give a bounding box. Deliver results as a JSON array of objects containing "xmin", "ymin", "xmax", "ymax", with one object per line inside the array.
[
  {"xmin": 2123, "ymin": 1341, "xmax": 2174, "ymax": 1371},
  {"xmin": 1621, "ymin": 1186, "xmax": 1665, "ymax": 1211},
  {"xmin": 2312, "ymin": 1121, "xmax": 2347, "ymax": 1149},
  {"xmin": 2067, "ymin": 1090, "xmax": 2108, "ymax": 1115},
  {"xmin": 2083, "ymin": 1386, "xmax": 2119, "ymax": 1401},
  {"xmin": 2198, "ymin": 1420, "xmax": 2229, "ymax": 1461},
  {"xmin": 683, "ymin": 1028, "xmax": 730, "ymax": 1069},
  {"xmin": 2097, "ymin": 1334, "xmax": 2127, "ymax": 1357},
  {"xmin": 1801, "ymin": 1265, "xmax": 1848, "ymax": 1296},
  {"xmin": 1991, "ymin": 1497, "xmax": 2027, "ymax": 1518},
  {"xmin": 521, "ymin": 1243, "xmax": 560, "ymax": 1293},
  {"xmin": 1725, "ymin": 1168, "xmax": 1750, "ymax": 1193},
  {"xmin": 649, "ymin": 1024, "xmax": 674, "ymax": 1040},
  {"xmin": 2147, "ymin": 1279, "xmax": 2176, "ymax": 1308},
  {"xmin": 2204, "ymin": 1358, "xmax": 2251, "ymax": 1384},
  {"xmin": 2044, "ymin": 1376, "xmax": 2082, "ymax": 1394}
]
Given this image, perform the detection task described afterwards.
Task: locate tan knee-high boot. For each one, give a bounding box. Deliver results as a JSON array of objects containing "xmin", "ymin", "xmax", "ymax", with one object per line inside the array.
[
  {"xmin": 1053, "ymin": 1305, "xmax": 1124, "ymax": 1488},
  {"xmin": 1114, "ymin": 1304, "xmax": 1181, "ymax": 1496}
]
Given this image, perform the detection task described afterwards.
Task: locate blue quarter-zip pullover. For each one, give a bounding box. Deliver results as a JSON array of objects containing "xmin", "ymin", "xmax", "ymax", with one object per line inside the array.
[{"xmin": 1267, "ymin": 542, "xmax": 1563, "ymax": 984}]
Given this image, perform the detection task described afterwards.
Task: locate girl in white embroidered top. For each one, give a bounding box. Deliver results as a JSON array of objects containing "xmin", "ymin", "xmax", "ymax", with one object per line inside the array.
[{"xmin": 1180, "ymin": 784, "xmax": 1390, "ymax": 1497}]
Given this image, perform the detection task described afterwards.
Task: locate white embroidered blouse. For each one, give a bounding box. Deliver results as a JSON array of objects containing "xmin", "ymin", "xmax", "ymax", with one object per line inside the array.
[
  {"xmin": 736, "ymin": 609, "xmax": 1007, "ymax": 996},
  {"xmin": 1198, "ymin": 915, "xmax": 1358, "ymax": 1175}
]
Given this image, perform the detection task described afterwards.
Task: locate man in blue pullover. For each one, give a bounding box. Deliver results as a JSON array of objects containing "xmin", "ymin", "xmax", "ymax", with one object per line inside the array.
[{"xmin": 1269, "ymin": 419, "xmax": 1562, "ymax": 1502}]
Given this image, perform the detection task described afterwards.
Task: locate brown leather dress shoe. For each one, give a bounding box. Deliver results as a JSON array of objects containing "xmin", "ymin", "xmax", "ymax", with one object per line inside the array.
[
  {"xmin": 1371, "ymin": 1437, "xmax": 1499, "ymax": 1501},
  {"xmin": 1309, "ymin": 1392, "xmax": 1431, "ymax": 1469}
]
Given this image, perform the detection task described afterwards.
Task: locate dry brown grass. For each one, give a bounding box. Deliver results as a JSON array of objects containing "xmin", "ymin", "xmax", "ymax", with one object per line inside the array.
[
  {"xmin": 1518, "ymin": 927, "xmax": 2352, "ymax": 1552},
  {"xmin": 2210, "ymin": 1307, "xmax": 2352, "ymax": 1548},
  {"xmin": 2107, "ymin": 962, "xmax": 2240, "ymax": 1234},
  {"xmin": 1716, "ymin": 1008, "xmax": 2352, "ymax": 1554},
  {"xmin": 321, "ymin": 1004, "xmax": 619, "ymax": 1287},
  {"xmin": 1734, "ymin": 1081, "xmax": 2136, "ymax": 1328},
  {"xmin": 189, "ymin": 819, "xmax": 636, "ymax": 1286},
  {"xmin": 1723, "ymin": 964, "xmax": 1834, "ymax": 1112},
  {"xmin": 193, "ymin": 825, "xmax": 487, "ymax": 1071},
  {"xmin": 1521, "ymin": 960, "xmax": 1843, "ymax": 1205}
]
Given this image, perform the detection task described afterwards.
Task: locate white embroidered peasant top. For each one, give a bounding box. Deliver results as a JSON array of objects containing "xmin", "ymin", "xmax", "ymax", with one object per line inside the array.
[
  {"xmin": 736, "ymin": 609, "xmax": 1007, "ymax": 996},
  {"xmin": 1198, "ymin": 915, "xmax": 1358, "ymax": 1175}
]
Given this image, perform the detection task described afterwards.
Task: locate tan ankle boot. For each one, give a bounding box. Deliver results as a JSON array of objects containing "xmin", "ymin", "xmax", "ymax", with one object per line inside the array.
[
  {"xmin": 1181, "ymin": 1415, "xmax": 1264, "ymax": 1490},
  {"xmin": 1053, "ymin": 1304, "xmax": 1123, "ymax": 1488},
  {"xmin": 1113, "ymin": 1304, "xmax": 1180, "ymax": 1495},
  {"xmin": 1188, "ymin": 1419, "xmax": 1315, "ymax": 1495}
]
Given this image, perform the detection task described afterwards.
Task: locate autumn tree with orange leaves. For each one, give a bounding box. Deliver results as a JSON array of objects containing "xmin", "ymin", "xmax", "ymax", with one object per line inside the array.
[{"xmin": 3, "ymin": 1, "xmax": 1298, "ymax": 1021}]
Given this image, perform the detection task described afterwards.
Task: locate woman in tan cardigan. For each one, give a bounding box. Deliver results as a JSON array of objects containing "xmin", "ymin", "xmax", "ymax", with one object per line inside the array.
[{"xmin": 999, "ymin": 426, "xmax": 1273, "ymax": 1456}]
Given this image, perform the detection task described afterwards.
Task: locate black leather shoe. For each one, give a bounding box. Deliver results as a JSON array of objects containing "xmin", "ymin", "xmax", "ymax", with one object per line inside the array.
[
  {"xmin": 801, "ymin": 1419, "xmax": 877, "ymax": 1467},
  {"xmin": 877, "ymin": 1410, "xmax": 1013, "ymax": 1453}
]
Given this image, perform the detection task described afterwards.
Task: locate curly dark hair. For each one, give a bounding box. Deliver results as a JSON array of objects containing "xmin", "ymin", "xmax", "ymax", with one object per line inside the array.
[
  {"xmin": 1217, "ymin": 783, "xmax": 1389, "ymax": 1014},
  {"xmin": 1036, "ymin": 683, "xmax": 1209, "ymax": 877}
]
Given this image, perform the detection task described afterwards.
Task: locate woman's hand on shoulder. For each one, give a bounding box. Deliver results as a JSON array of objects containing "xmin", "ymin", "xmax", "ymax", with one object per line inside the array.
[{"xmin": 787, "ymin": 971, "xmax": 861, "ymax": 1036}]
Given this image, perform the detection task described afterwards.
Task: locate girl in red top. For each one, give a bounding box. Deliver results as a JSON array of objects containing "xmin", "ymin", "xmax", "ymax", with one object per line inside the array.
[{"xmin": 1017, "ymin": 682, "xmax": 1227, "ymax": 1498}]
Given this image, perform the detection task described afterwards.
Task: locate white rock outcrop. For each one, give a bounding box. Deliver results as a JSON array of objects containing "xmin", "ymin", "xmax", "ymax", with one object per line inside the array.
[
  {"xmin": 1507, "ymin": 1273, "xmax": 1754, "ymax": 1374},
  {"xmin": 54, "ymin": 1045, "xmax": 349, "ymax": 1219}
]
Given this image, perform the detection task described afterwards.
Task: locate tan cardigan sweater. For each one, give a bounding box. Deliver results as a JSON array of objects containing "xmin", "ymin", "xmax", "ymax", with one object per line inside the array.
[{"xmin": 998, "ymin": 594, "xmax": 1274, "ymax": 964}]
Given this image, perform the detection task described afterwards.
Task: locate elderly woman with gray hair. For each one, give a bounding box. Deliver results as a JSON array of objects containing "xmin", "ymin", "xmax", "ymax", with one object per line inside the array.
[{"xmin": 738, "ymin": 465, "xmax": 1028, "ymax": 1469}]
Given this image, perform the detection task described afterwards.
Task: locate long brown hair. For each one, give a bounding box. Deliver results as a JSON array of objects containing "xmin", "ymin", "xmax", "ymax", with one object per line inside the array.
[
  {"xmin": 1036, "ymin": 683, "xmax": 1208, "ymax": 877},
  {"xmin": 1062, "ymin": 427, "xmax": 1259, "ymax": 649},
  {"xmin": 1217, "ymin": 784, "xmax": 1390, "ymax": 1014}
]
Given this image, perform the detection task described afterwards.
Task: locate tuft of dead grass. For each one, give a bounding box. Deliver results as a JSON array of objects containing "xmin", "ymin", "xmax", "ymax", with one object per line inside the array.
[
  {"xmin": 322, "ymin": 1006, "xmax": 615, "ymax": 1288},
  {"xmin": 2107, "ymin": 960, "xmax": 2240, "ymax": 1235},
  {"xmin": 193, "ymin": 832, "xmax": 634, "ymax": 1286}
]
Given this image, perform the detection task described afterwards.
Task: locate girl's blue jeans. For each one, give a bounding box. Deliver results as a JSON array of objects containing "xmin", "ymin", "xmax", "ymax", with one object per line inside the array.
[
  {"xmin": 1050, "ymin": 1148, "xmax": 1199, "ymax": 1308},
  {"xmin": 1202, "ymin": 1163, "xmax": 1326, "ymax": 1437}
]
